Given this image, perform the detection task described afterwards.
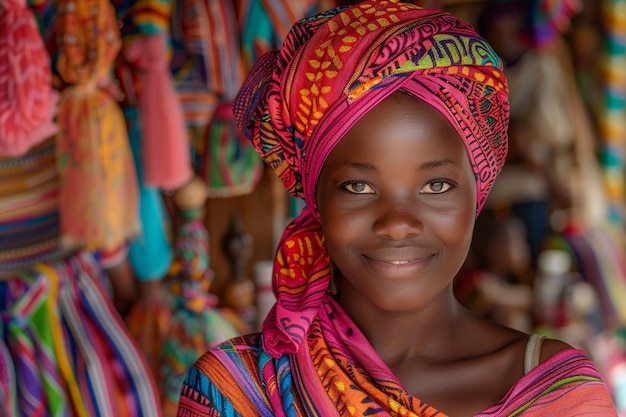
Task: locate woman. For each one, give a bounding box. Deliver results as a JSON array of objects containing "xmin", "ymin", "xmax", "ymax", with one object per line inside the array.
[{"xmin": 177, "ymin": 1, "xmax": 617, "ymax": 415}]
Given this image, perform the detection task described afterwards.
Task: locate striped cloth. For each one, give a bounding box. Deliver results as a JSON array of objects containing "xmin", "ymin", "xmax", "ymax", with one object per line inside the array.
[
  {"xmin": 170, "ymin": 0, "xmax": 264, "ymax": 198},
  {"xmin": 0, "ymin": 138, "xmax": 66, "ymax": 274},
  {"xmin": 0, "ymin": 250, "xmax": 162, "ymax": 417}
]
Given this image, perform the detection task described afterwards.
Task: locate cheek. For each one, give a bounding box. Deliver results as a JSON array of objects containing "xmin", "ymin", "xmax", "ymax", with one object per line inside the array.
[
  {"xmin": 442, "ymin": 212, "xmax": 475, "ymax": 250},
  {"xmin": 435, "ymin": 198, "xmax": 476, "ymax": 253},
  {"xmin": 320, "ymin": 208, "xmax": 365, "ymax": 247}
]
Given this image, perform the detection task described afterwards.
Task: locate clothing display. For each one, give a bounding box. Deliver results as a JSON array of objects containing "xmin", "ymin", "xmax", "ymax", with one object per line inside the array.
[
  {"xmin": 170, "ymin": 0, "xmax": 264, "ymax": 198},
  {"xmin": 1, "ymin": 0, "xmax": 624, "ymax": 415}
]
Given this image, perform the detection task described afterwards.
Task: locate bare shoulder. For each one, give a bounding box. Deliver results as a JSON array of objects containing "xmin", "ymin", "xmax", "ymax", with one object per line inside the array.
[{"xmin": 538, "ymin": 337, "xmax": 577, "ymax": 364}]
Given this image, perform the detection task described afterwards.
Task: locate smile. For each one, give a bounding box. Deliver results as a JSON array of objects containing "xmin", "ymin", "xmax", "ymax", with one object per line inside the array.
[{"xmin": 385, "ymin": 260, "xmax": 416, "ymax": 265}]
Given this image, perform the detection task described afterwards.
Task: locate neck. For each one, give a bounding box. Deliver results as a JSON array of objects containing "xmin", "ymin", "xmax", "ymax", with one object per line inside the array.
[{"xmin": 339, "ymin": 287, "xmax": 468, "ymax": 363}]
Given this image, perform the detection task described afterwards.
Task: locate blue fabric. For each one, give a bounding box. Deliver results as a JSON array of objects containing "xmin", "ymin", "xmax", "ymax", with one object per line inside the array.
[{"xmin": 125, "ymin": 108, "xmax": 174, "ymax": 281}]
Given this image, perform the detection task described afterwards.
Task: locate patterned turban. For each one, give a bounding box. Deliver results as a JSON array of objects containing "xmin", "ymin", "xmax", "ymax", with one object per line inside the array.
[{"xmin": 233, "ymin": 0, "xmax": 510, "ymax": 358}]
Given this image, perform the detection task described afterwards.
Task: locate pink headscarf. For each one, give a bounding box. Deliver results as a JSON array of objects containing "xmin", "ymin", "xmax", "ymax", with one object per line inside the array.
[{"xmin": 234, "ymin": 0, "xmax": 510, "ymax": 357}]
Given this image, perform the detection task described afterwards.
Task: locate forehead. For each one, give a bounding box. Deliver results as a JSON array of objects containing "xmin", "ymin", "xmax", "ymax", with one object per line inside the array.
[{"xmin": 326, "ymin": 92, "xmax": 467, "ymax": 164}]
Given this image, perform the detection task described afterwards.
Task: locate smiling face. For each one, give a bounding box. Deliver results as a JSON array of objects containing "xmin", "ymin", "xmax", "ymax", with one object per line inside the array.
[{"xmin": 316, "ymin": 92, "xmax": 477, "ymax": 316}]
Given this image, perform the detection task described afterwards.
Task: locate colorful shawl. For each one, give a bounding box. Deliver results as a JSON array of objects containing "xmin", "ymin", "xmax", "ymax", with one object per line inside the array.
[{"xmin": 177, "ymin": 297, "xmax": 616, "ymax": 416}]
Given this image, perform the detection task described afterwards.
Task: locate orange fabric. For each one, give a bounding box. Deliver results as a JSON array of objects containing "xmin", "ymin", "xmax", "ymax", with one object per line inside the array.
[{"xmin": 55, "ymin": 0, "xmax": 140, "ymax": 251}]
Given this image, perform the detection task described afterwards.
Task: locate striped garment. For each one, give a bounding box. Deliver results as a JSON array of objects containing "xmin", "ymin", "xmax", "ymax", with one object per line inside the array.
[
  {"xmin": 177, "ymin": 296, "xmax": 616, "ymax": 417},
  {"xmin": 0, "ymin": 250, "xmax": 162, "ymax": 417},
  {"xmin": 169, "ymin": 0, "xmax": 266, "ymax": 198},
  {"xmin": 0, "ymin": 138, "xmax": 65, "ymax": 273}
]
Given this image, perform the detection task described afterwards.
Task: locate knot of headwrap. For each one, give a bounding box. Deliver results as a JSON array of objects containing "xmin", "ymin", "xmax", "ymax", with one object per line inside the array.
[{"xmin": 234, "ymin": 0, "xmax": 510, "ymax": 358}]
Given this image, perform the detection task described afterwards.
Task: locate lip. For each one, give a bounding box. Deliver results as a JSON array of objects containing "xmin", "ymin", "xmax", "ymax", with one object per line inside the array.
[
  {"xmin": 364, "ymin": 247, "xmax": 434, "ymax": 263},
  {"xmin": 365, "ymin": 256, "xmax": 429, "ymax": 265},
  {"xmin": 362, "ymin": 249, "xmax": 434, "ymax": 277},
  {"xmin": 385, "ymin": 259, "xmax": 417, "ymax": 265}
]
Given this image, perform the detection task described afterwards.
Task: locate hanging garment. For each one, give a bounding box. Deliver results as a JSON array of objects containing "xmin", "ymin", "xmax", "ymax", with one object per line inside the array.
[
  {"xmin": 0, "ymin": 250, "xmax": 162, "ymax": 416},
  {"xmin": 0, "ymin": 138, "xmax": 65, "ymax": 274},
  {"xmin": 171, "ymin": 0, "xmax": 263, "ymax": 198},
  {"xmin": 109, "ymin": 0, "xmax": 178, "ymax": 282},
  {"xmin": 55, "ymin": 0, "xmax": 140, "ymax": 252},
  {"xmin": 0, "ymin": 0, "xmax": 59, "ymax": 157},
  {"xmin": 123, "ymin": 0, "xmax": 193, "ymax": 191},
  {"xmin": 57, "ymin": 0, "xmax": 139, "ymax": 251}
]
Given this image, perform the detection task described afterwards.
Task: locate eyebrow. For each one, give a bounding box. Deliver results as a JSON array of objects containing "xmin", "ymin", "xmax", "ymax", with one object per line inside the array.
[
  {"xmin": 340, "ymin": 159, "xmax": 457, "ymax": 171},
  {"xmin": 339, "ymin": 161, "xmax": 377, "ymax": 171},
  {"xmin": 419, "ymin": 159, "xmax": 457, "ymax": 169}
]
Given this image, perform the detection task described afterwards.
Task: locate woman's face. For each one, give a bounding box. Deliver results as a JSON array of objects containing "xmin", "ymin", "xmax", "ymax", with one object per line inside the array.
[{"xmin": 316, "ymin": 92, "xmax": 476, "ymax": 315}]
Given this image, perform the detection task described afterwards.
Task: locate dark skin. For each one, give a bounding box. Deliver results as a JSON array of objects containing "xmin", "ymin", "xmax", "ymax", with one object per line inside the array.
[{"xmin": 316, "ymin": 92, "xmax": 570, "ymax": 417}]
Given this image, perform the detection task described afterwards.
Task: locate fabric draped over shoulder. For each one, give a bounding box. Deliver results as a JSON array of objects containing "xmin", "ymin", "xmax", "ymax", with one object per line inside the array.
[{"xmin": 232, "ymin": 0, "xmax": 510, "ymax": 358}]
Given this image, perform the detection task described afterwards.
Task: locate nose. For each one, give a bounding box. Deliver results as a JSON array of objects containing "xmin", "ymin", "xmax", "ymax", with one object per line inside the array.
[{"xmin": 372, "ymin": 196, "xmax": 423, "ymax": 240}]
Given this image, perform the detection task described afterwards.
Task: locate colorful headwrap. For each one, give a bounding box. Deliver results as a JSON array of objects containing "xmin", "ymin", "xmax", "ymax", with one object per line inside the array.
[{"xmin": 233, "ymin": 0, "xmax": 510, "ymax": 358}]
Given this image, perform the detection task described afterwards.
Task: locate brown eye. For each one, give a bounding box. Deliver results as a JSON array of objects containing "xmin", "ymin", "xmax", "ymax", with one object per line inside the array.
[
  {"xmin": 421, "ymin": 180, "xmax": 453, "ymax": 194},
  {"xmin": 344, "ymin": 182, "xmax": 374, "ymax": 194}
]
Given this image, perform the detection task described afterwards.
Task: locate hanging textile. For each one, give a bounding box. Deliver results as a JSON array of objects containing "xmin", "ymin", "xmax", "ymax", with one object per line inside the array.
[
  {"xmin": 107, "ymin": 0, "xmax": 176, "ymax": 283},
  {"xmin": 124, "ymin": 0, "xmax": 193, "ymax": 191},
  {"xmin": 0, "ymin": 0, "xmax": 59, "ymax": 157},
  {"xmin": 235, "ymin": 0, "xmax": 321, "ymax": 68},
  {"xmin": 0, "ymin": 138, "xmax": 66, "ymax": 274},
  {"xmin": 54, "ymin": 0, "xmax": 140, "ymax": 252},
  {"xmin": 599, "ymin": 0, "xmax": 626, "ymax": 226},
  {"xmin": 171, "ymin": 0, "xmax": 263, "ymax": 198},
  {"xmin": 157, "ymin": 197, "xmax": 242, "ymax": 416},
  {"xmin": 0, "ymin": 250, "xmax": 162, "ymax": 417}
]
